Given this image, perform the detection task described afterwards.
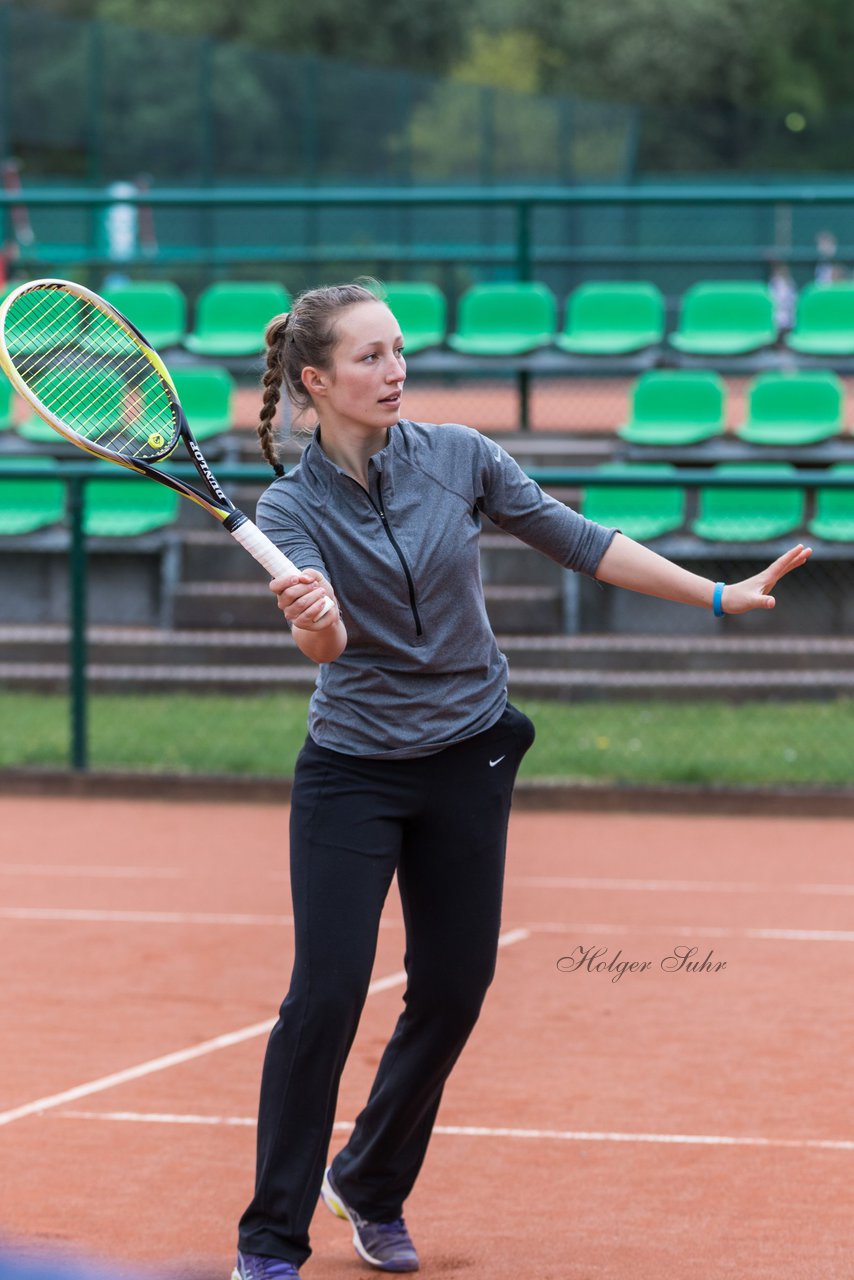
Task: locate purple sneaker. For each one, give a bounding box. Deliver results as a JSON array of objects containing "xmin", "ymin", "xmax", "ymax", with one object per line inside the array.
[
  {"xmin": 231, "ymin": 1251, "xmax": 300, "ymax": 1279},
  {"xmin": 321, "ymin": 1167, "xmax": 419, "ymax": 1273}
]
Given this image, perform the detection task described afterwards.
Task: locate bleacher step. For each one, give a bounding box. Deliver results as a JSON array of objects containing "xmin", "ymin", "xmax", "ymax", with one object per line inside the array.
[
  {"xmin": 232, "ymin": 430, "xmax": 617, "ymax": 469},
  {"xmin": 2, "ymin": 626, "xmax": 854, "ymax": 672},
  {"xmin": 2, "ymin": 661, "xmax": 852, "ymax": 699}
]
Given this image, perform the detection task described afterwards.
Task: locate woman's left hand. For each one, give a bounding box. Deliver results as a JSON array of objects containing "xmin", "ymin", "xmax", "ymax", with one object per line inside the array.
[{"xmin": 721, "ymin": 543, "xmax": 813, "ymax": 614}]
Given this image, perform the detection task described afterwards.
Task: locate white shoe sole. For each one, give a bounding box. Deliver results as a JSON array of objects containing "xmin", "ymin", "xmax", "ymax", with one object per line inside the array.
[
  {"xmin": 321, "ymin": 1168, "xmax": 376, "ymax": 1265},
  {"xmin": 320, "ymin": 1167, "xmax": 350, "ymax": 1224}
]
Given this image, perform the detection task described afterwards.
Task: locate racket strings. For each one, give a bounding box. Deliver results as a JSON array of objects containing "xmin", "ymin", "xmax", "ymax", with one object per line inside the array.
[
  {"xmin": 11, "ymin": 315, "xmax": 167, "ymax": 446},
  {"xmin": 33, "ymin": 342, "xmax": 168, "ymax": 454},
  {"xmin": 13, "ymin": 296, "xmax": 174, "ymax": 448},
  {"xmin": 4, "ymin": 287, "xmax": 178, "ymax": 459}
]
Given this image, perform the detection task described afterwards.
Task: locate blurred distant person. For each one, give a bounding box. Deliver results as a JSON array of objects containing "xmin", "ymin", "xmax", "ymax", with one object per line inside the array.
[
  {"xmin": 0, "ymin": 237, "xmax": 20, "ymax": 294},
  {"xmin": 815, "ymin": 230, "xmax": 845, "ymax": 283},
  {"xmin": 767, "ymin": 260, "xmax": 797, "ymax": 334}
]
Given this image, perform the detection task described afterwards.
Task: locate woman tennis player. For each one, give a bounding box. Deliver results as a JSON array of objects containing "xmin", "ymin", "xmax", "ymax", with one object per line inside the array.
[{"xmin": 232, "ymin": 283, "xmax": 811, "ymax": 1280}]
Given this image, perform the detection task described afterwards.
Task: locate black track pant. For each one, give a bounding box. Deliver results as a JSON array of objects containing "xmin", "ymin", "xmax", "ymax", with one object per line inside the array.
[{"xmin": 237, "ymin": 702, "xmax": 535, "ymax": 1267}]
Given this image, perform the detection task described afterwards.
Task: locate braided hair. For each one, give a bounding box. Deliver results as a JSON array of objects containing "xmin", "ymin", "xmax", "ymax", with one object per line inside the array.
[{"xmin": 258, "ymin": 282, "xmax": 383, "ymax": 476}]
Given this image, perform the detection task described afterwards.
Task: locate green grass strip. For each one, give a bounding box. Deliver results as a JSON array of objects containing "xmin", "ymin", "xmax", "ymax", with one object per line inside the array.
[{"xmin": 3, "ymin": 690, "xmax": 854, "ymax": 787}]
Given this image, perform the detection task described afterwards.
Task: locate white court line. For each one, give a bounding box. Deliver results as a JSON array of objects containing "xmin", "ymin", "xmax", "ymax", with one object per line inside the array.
[
  {"xmin": 0, "ymin": 1020, "xmax": 275, "ymax": 1130},
  {"xmin": 0, "ymin": 907, "xmax": 299, "ymax": 927},
  {"xmin": 54, "ymin": 1110, "xmax": 854, "ymax": 1153},
  {"xmin": 0, "ymin": 865, "xmax": 185, "ymax": 880},
  {"xmin": 1, "ymin": 909, "xmax": 851, "ymax": 943},
  {"xmin": 0, "ymin": 927, "xmax": 529, "ymax": 1129},
  {"xmin": 527, "ymin": 922, "xmax": 854, "ymax": 943},
  {"xmin": 4, "ymin": 869, "xmax": 849, "ymax": 894},
  {"xmin": 509, "ymin": 876, "xmax": 854, "ymax": 897},
  {"xmin": 0, "ymin": 907, "xmax": 409, "ymax": 929}
]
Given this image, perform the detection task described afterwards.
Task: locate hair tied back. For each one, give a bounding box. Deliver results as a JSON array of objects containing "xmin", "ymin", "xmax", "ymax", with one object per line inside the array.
[{"xmin": 266, "ymin": 311, "xmax": 291, "ymax": 347}]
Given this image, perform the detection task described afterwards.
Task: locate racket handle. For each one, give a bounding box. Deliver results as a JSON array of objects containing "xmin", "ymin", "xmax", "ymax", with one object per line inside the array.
[{"xmin": 228, "ymin": 517, "xmax": 333, "ymax": 619}]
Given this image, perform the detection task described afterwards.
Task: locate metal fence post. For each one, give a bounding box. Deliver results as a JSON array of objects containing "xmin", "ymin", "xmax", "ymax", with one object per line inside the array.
[
  {"xmin": 518, "ymin": 368, "xmax": 531, "ymax": 432},
  {"xmin": 67, "ymin": 475, "xmax": 88, "ymax": 771},
  {"xmin": 0, "ymin": 4, "xmax": 10, "ymax": 171},
  {"xmin": 86, "ymin": 19, "xmax": 104, "ymax": 187},
  {"xmin": 516, "ymin": 198, "xmax": 532, "ymax": 281},
  {"xmin": 517, "ymin": 199, "xmax": 533, "ymax": 430}
]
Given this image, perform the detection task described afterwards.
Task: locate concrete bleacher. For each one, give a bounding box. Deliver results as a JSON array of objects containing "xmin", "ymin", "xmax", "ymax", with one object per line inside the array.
[
  {"xmin": 0, "ymin": 433, "xmax": 850, "ymax": 701},
  {"xmin": 1, "ymin": 623, "xmax": 852, "ymax": 701}
]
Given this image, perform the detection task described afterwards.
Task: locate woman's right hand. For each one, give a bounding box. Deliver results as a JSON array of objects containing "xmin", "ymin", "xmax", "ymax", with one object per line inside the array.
[{"xmin": 270, "ymin": 569, "xmax": 339, "ymax": 631}]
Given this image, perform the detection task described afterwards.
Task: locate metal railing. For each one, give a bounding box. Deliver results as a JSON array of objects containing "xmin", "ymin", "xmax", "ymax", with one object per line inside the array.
[{"xmin": 5, "ymin": 183, "xmax": 854, "ymax": 281}]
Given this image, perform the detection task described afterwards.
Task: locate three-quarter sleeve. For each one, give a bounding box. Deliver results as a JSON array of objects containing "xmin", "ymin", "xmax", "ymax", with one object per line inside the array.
[
  {"xmin": 473, "ymin": 434, "xmax": 617, "ymax": 576},
  {"xmin": 256, "ymin": 485, "xmax": 330, "ymax": 580}
]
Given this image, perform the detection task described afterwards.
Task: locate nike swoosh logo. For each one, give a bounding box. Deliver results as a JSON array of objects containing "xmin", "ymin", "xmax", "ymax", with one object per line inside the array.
[{"xmin": 489, "ymin": 756, "xmax": 506, "ymax": 767}]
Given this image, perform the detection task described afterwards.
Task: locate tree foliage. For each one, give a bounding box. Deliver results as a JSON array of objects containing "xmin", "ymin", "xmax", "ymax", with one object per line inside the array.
[
  {"xmin": 16, "ymin": 0, "xmax": 854, "ymax": 117},
  {"xmin": 10, "ymin": 0, "xmax": 854, "ymax": 177},
  {"xmin": 461, "ymin": 0, "xmax": 854, "ymax": 118},
  {"xmin": 11, "ymin": 0, "xmax": 470, "ymax": 77}
]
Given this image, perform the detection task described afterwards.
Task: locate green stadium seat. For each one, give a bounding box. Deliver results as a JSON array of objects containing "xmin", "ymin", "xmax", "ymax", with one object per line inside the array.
[
  {"xmin": 669, "ymin": 282, "xmax": 777, "ymax": 355},
  {"xmin": 735, "ymin": 371, "xmax": 844, "ymax": 446},
  {"xmin": 556, "ymin": 282, "xmax": 665, "ymax": 355},
  {"xmin": 618, "ymin": 371, "xmax": 726, "ymax": 446},
  {"xmin": 171, "ymin": 366, "xmax": 235, "ymax": 441},
  {"xmin": 102, "ymin": 280, "xmax": 188, "ymax": 348},
  {"xmin": 0, "ymin": 374, "xmax": 15, "ymax": 430},
  {"xmin": 0, "ymin": 455, "xmax": 66, "ymax": 535},
  {"xmin": 15, "ymin": 414, "xmax": 57, "ymax": 445},
  {"xmin": 581, "ymin": 463, "xmax": 686, "ymax": 541},
  {"xmin": 15, "ymin": 368, "xmax": 128, "ymax": 445},
  {"xmin": 184, "ymin": 282, "xmax": 292, "ymax": 357},
  {"xmin": 785, "ymin": 282, "xmax": 854, "ymax": 356},
  {"xmin": 84, "ymin": 476, "xmax": 180, "ymax": 536},
  {"xmin": 807, "ymin": 465, "xmax": 854, "ymax": 541},
  {"xmin": 692, "ymin": 464, "xmax": 804, "ymax": 541},
  {"xmin": 447, "ymin": 282, "xmax": 557, "ymax": 355},
  {"xmin": 380, "ymin": 282, "xmax": 446, "ymax": 353}
]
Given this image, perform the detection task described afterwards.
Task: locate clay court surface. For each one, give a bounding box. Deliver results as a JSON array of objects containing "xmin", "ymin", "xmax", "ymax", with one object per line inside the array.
[{"xmin": 1, "ymin": 794, "xmax": 852, "ymax": 1280}]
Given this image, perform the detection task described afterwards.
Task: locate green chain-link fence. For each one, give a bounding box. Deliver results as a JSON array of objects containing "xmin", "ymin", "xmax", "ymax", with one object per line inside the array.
[
  {"xmin": 0, "ymin": 6, "xmax": 635, "ymax": 188},
  {"xmin": 6, "ymin": 5, "xmax": 854, "ymax": 190}
]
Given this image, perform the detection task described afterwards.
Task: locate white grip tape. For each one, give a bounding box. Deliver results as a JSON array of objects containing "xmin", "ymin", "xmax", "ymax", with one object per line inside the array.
[{"xmin": 229, "ymin": 519, "xmax": 333, "ymax": 618}]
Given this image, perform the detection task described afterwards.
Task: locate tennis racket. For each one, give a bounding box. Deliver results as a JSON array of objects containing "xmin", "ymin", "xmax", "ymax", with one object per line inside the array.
[{"xmin": 0, "ymin": 277, "xmax": 331, "ymax": 617}]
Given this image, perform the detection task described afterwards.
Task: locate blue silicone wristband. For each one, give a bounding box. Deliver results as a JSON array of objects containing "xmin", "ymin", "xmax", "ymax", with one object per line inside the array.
[{"xmin": 712, "ymin": 582, "xmax": 726, "ymax": 617}]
